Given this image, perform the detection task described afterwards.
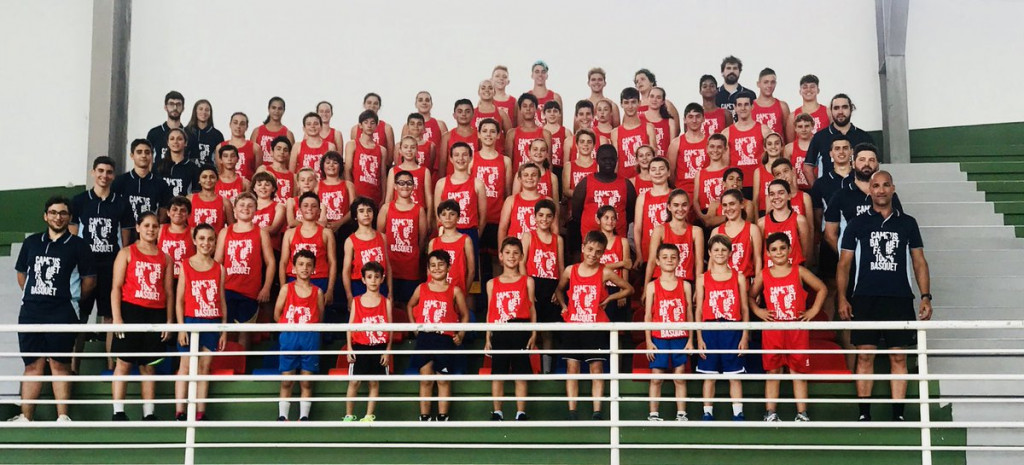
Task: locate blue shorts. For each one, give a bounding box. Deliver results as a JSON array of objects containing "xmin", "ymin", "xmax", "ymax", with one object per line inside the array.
[
  {"xmin": 225, "ymin": 291, "xmax": 259, "ymax": 324},
  {"xmin": 279, "ymin": 331, "xmax": 320, "ymax": 373},
  {"xmin": 409, "ymin": 332, "xmax": 461, "ymax": 374},
  {"xmin": 391, "ymin": 279, "xmax": 419, "ymax": 304},
  {"xmin": 457, "ymin": 227, "xmax": 480, "ymax": 258},
  {"xmin": 350, "ymin": 281, "xmax": 389, "ymax": 300},
  {"xmin": 696, "ymin": 328, "xmax": 746, "ymax": 374},
  {"xmin": 650, "ymin": 337, "xmax": 689, "ymax": 371},
  {"xmin": 18, "ymin": 302, "xmax": 78, "ymax": 365},
  {"xmin": 177, "ymin": 316, "xmax": 221, "ymax": 352}
]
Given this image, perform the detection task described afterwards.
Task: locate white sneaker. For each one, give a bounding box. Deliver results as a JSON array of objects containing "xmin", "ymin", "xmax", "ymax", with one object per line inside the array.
[
  {"xmin": 795, "ymin": 412, "xmax": 810, "ymax": 422},
  {"xmin": 647, "ymin": 413, "xmax": 663, "ymax": 421},
  {"xmin": 763, "ymin": 411, "xmax": 781, "ymax": 422},
  {"xmin": 676, "ymin": 412, "xmax": 689, "ymax": 421},
  {"xmin": 57, "ymin": 414, "xmax": 72, "ymax": 423},
  {"xmin": 6, "ymin": 414, "xmax": 29, "ymax": 422}
]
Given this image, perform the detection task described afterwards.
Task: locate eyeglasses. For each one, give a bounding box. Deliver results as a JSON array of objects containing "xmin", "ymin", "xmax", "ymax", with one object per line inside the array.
[
  {"xmin": 395, "ymin": 180, "xmax": 415, "ymax": 187},
  {"xmin": 46, "ymin": 210, "xmax": 70, "ymax": 217}
]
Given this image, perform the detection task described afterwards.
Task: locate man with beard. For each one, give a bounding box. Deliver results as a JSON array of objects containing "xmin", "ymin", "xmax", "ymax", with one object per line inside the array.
[
  {"xmin": 572, "ymin": 144, "xmax": 637, "ymax": 246},
  {"xmin": 803, "ymin": 94, "xmax": 874, "ymax": 188},
  {"xmin": 147, "ymin": 91, "xmax": 185, "ymax": 163},
  {"xmin": 824, "ymin": 144, "xmax": 903, "ymax": 260},
  {"xmin": 714, "ymin": 56, "xmax": 756, "ymax": 119}
]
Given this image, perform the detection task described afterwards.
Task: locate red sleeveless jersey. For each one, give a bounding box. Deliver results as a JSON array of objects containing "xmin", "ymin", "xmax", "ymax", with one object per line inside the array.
[
  {"xmin": 352, "ymin": 140, "xmax": 383, "ymax": 205},
  {"xmin": 564, "ymin": 265, "xmax": 609, "ymax": 323},
  {"xmin": 440, "ymin": 176, "xmax": 479, "ymax": 229},
  {"xmin": 701, "ymin": 270, "xmax": 741, "ymax": 321},
  {"xmin": 654, "ymin": 223, "xmax": 696, "ymax": 280},
  {"xmin": 267, "ymin": 167, "xmax": 293, "ymax": 204},
  {"xmin": 696, "ymin": 167, "xmax": 727, "ymax": 212},
  {"xmin": 599, "ymin": 235, "xmax": 626, "ymax": 286},
  {"xmin": 317, "ymin": 180, "xmax": 350, "ymax": 222},
  {"xmin": 791, "ymin": 191, "xmax": 807, "ymax": 217},
  {"xmin": 383, "ymin": 202, "xmax": 422, "ymax": 281},
  {"xmin": 472, "ymin": 154, "xmax": 507, "ymax": 224},
  {"xmin": 182, "ymin": 260, "xmax": 223, "ymax": 319},
  {"xmin": 487, "ymin": 275, "xmax": 531, "ymax": 323},
  {"xmin": 792, "ymin": 142, "xmax": 812, "ymax": 190},
  {"xmin": 702, "ymin": 108, "xmax": 727, "ymax": 136},
  {"xmin": 530, "ymin": 89, "xmax": 556, "ymax": 127},
  {"xmin": 297, "ymin": 139, "xmax": 331, "ymax": 179},
  {"xmin": 446, "ymin": 128, "xmax": 478, "ymax": 175},
  {"xmin": 189, "ymin": 193, "xmax": 226, "ymax": 234},
  {"xmin": 474, "ymin": 108, "xmax": 504, "ymax": 132},
  {"xmin": 281, "ymin": 282, "xmax": 320, "ymax": 324},
  {"xmin": 508, "ymin": 193, "xmax": 543, "ymax": 239},
  {"xmin": 423, "ymin": 117, "xmax": 443, "ymax": 149},
  {"xmin": 158, "ymin": 224, "xmax": 193, "ymax": 279},
  {"xmin": 214, "ymin": 176, "xmax": 243, "ymax": 203},
  {"xmin": 349, "ymin": 231, "xmax": 387, "ymax": 281},
  {"xmin": 675, "ymin": 135, "xmax": 710, "ymax": 195},
  {"xmin": 794, "ymin": 105, "xmax": 829, "ymax": 134},
  {"xmin": 762, "ymin": 265, "xmax": 806, "ymax": 321},
  {"xmin": 494, "ymin": 96, "xmax": 516, "ymax": 124},
  {"xmin": 639, "ymin": 190, "xmax": 669, "ymax": 262},
  {"xmin": 255, "ymin": 125, "xmax": 288, "ymax": 166},
  {"xmin": 233, "ymin": 140, "xmax": 257, "ymax": 181},
  {"xmin": 728, "ymin": 122, "xmax": 764, "ymax": 188},
  {"xmin": 536, "ymin": 170, "xmax": 555, "ymax": 198},
  {"xmin": 413, "ymin": 282, "xmax": 458, "ymax": 336},
  {"xmin": 580, "ymin": 176, "xmax": 627, "ymax": 239},
  {"xmin": 391, "ymin": 165, "xmax": 427, "ymax": 206},
  {"xmin": 569, "ymin": 158, "xmax": 597, "ymax": 191},
  {"xmin": 525, "ymin": 230, "xmax": 559, "ymax": 280},
  {"xmin": 632, "ymin": 176, "xmax": 653, "ymax": 198},
  {"xmin": 651, "ymin": 278, "xmax": 689, "ymax": 339},
  {"xmin": 286, "ymin": 225, "xmax": 328, "ymax": 279},
  {"xmin": 716, "ymin": 222, "xmax": 754, "ymax": 277},
  {"xmin": 122, "ymin": 244, "xmax": 169, "ymax": 309},
  {"xmin": 433, "ymin": 234, "xmax": 468, "ymax": 293},
  {"xmin": 592, "ymin": 123, "xmax": 612, "ymax": 143},
  {"xmin": 757, "ymin": 163, "xmax": 775, "ymax": 212},
  {"xmin": 640, "ymin": 115, "xmax": 671, "ymax": 158},
  {"xmin": 253, "ymin": 202, "xmax": 282, "ymax": 251},
  {"xmin": 752, "ymin": 99, "xmax": 784, "ymax": 135},
  {"xmin": 416, "ymin": 141, "xmax": 436, "ymax": 177},
  {"xmin": 369, "ymin": 120, "xmax": 388, "ymax": 147},
  {"xmin": 548, "ymin": 126, "xmax": 566, "ymax": 167},
  {"xmin": 223, "ymin": 225, "xmax": 263, "ymax": 299},
  {"xmin": 512, "ymin": 126, "xmax": 544, "ymax": 170},
  {"xmin": 763, "ymin": 210, "xmax": 804, "ymax": 267},
  {"xmin": 615, "ymin": 123, "xmax": 648, "ymax": 179},
  {"xmin": 351, "ymin": 295, "xmax": 389, "ymax": 345}
]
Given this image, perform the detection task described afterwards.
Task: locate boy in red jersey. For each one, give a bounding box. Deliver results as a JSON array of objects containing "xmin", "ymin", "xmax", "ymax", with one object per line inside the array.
[
  {"xmin": 377, "ymin": 170, "xmax": 428, "ymax": 308},
  {"xmin": 749, "ymin": 232, "xmax": 827, "ymax": 422},
  {"xmin": 279, "ymin": 192, "xmax": 337, "ymax": 299},
  {"xmin": 758, "ymin": 180, "xmax": 811, "ymax": 268},
  {"xmin": 344, "ymin": 110, "xmax": 388, "ymax": 206},
  {"xmin": 667, "ymin": 103, "xmax": 710, "ymax": 195},
  {"xmin": 342, "ymin": 197, "xmax": 392, "ymax": 302},
  {"xmin": 784, "ymin": 113, "xmax": 817, "ymax": 191},
  {"xmin": 439, "ymin": 99, "xmax": 478, "ymax": 176},
  {"xmin": 520, "ymin": 199, "xmax": 563, "ymax": 372},
  {"xmin": 644, "ymin": 244, "xmax": 694, "ymax": 421},
  {"xmin": 699, "ymin": 75, "xmax": 731, "ymax": 136},
  {"xmin": 694, "ymin": 234, "xmax": 750, "ymax": 421},
  {"xmin": 541, "ymin": 100, "xmax": 569, "ymax": 180},
  {"xmin": 554, "ymin": 231, "xmax": 633, "ymax": 420},
  {"xmin": 485, "ymin": 237, "xmax": 537, "ymax": 421},
  {"xmin": 491, "ymin": 65, "xmax": 517, "ymax": 126},
  {"xmin": 506, "ymin": 93, "xmax": 552, "ymax": 170},
  {"xmin": 528, "ymin": 60, "xmax": 563, "ymax": 127},
  {"xmin": 692, "ymin": 134, "xmax": 730, "ymax": 214},
  {"xmin": 408, "ymin": 250, "xmax": 471, "ymax": 421},
  {"xmin": 348, "ymin": 93, "xmax": 395, "ymax": 159},
  {"xmin": 254, "ymin": 136, "xmax": 295, "ymax": 205},
  {"xmin": 344, "ymin": 261, "xmax": 392, "ymax": 422},
  {"xmin": 434, "ymin": 142, "xmax": 487, "ymax": 255},
  {"xmin": 721, "ymin": 95, "xmax": 771, "ymax": 193},
  {"xmin": 274, "ymin": 250, "xmax": 325, "ymax": 421},
  {"xmin": 215, "ymin": 193, "xmax": 275, "ymax": 350},
  {"xmin": 404, "ymin": 113, "xmax": 439, "ymax": 179},
  {"xmin": 786, "ymin": 74, "xmax": 830, "ymax": 142},
  {"xmin": 428, "ymin": 200, "xmax": 475, "ymax": 298},
  {"xmin": 586, "ymin": 68, "xmax": 620, "ymax": 128},
  {"xmin": 611, "ymin": 87, "xmax": 656, "ymax": 179},
  {"xmin": 159, "ymin": 196, "xmax": 195, "ymax": 281},
  {"xmin": 752, "ymin": 68, "xmax": 791, "ymax": 138}
]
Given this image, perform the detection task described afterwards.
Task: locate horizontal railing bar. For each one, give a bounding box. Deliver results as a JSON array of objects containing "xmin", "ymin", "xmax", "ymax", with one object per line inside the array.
[
  {"xmin": 4, "ymin": 373, "xmax": 1024, "ymax": 382},
  {"xmin": 2, "ymin": 420, "xmax": 1022, "ymax": 429}
]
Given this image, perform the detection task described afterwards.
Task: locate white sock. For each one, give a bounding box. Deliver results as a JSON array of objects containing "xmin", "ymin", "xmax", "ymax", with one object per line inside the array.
[
  {"xmin": 516, "ymin": 411, "xmax": 525, "ymax": 417},
  {"xmin": 732, "ymin": 403, "xmax": 743, "ymax": 416},
  {"xmin": 279, "ymin": 401, "xmax": 290, "ymax": 418},
  {"xmin": 649, "ymin": 411, "xmax": 659, "ymax": 417},
  {"xmin": 677, "ymin": 410, "xmax": 686, "ymax": 416},
  {"xmin": 493, "ymin": 410, "xmax": 503, "ymax": 417},
  {"xmin": 300, "ymin": 401, "xmax": 312, "ymax": 417},
  {"xmin": 143, "ymin": 403, "xmax": 155, "ymax": 416},
  {"xmin": 113, "ymin": 403, "xmax": 124, "ymax": 413},
  {"xmin": 703, "ymin": 406, "xmax": 713, "ymax": 415}
]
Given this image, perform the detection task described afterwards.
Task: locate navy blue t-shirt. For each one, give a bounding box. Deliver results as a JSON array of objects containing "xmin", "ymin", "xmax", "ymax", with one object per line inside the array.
[
  {"xmin": 111, "ymin": 169, "xmax": 173, "ymax": 222},
  {"xmin": 715, "ymin": 84, "xmax": 756, "ymax": 120},
  {"xmin": 156, "ymin": 157, "xmax": 200, "ymax": 197},
  {"xmin": 70, "ymin": 189, "xmax": 134, "ymax": 264},
  {"xmin": 810, "ymin": 170, "xmax": 853, "ymax": 211},
  {"xmin": 840, "ymin": 209, "xmax": 923, "ymax": 298},
  {"xmin": 15, "ymin": 231, "xmax": 96, "ymax": 311},
  {"xmin": 186, "ymin": 125, "xmax": 225, "ymax": 167},
  {"xmin": 146, "ymin": 122, "xmax": 178, "ymax": 164},
  {"xmin": 805, "ymin": 124, "xmax": 875, "ymax": 175}
]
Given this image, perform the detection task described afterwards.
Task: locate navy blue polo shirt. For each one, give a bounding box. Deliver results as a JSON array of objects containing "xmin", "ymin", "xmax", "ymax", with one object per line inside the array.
[
  {"xmin": 111, "ymin": 169, "xmax": 173, "ymax": 222},
  {"xmin": 15, "ymin": 231, "xmax": 96, "ymax": 313},
  {"xmin": 805, "ymin": 124, "xmax": 875, "ymax": 175},
  {"xmin": 157, "ymin": 157, "xmax": 200, "ymax": 197},
  {"xmin": 825, "ymin": 181, "xmax": 904, "ymax": 235},
  {"xmin": 840, "ymin": 208, "xmax": 923, "ymax": 298},
  {"xmin": 715, "ymin": 84, "xmax": 756, "ymax": 120},
  {"xmin": 186, "ymin": 125, "xmax": 225, "ymax": 167},
  {"xmin": 70, "ymin": 189, "xmax": 134, "ymax": 264},
  {"xmin": 147, "ymin": 122, "xmax": 179, "ymax": 164},
  {"xmin": 811, "ymin": 170, "xmax": 853, "ymax": 211}
]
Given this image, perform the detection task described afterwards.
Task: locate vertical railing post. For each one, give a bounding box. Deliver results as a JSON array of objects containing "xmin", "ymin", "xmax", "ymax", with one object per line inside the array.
[
  {"xmin": 609, "ymin": 330, "xmax": 620, "ymax": 465},
  {"xmin": 184, "ymin": 329, "xmax": 200, "ymax": 465},
  {"xmin": 917, "ymin": 329, "xmax": 932, "ymax": 465}
]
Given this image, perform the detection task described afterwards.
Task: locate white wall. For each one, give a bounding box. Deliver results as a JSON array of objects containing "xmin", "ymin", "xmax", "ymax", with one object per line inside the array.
[
  {"xmin": 126, "ymin": 0, "xmax": 882, "ymax": 159},
  {"xmin": 906, "ymin": 0, "xmax": 1024, "ymax": 129},
  {"xmin": 0, "ymin": 0, "xmax": 93, "ymax": 189}
]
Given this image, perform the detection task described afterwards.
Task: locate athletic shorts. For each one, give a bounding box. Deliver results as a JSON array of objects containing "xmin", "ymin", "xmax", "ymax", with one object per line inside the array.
[
  {"xmin": 489, "ymin": 321, "xmax": 532, "ymax": 375},
  {"xmin": 18, "ymin": 302, "xmax": 78, "ymax": 365},
  {"xmin": 351, "ymin": 343, "xmax": 388, "ymax": 376},
  {"xmin": 532, "ymin": 277, "xmax": 561, "ymax": 323},
  {"xmin": 350, "ymin": 281, "xmax": 388, "ymax": 300},
  {"xmin": 111, "ymin": 302, "xmax": 168, "ymax": 366},
  {"xmin": 410, "ymin": 332, "xmax": 461, "ymax": 374},
  {"xmin": 695, "ymin": 327, "xmax": 746, "ymax": 374},
  {"xmin": 225, "ymin": 290, "xmax": 259, "ymax": 324},
  {"xmin": 279, "ymin": 331, "xmax": 320, "ymax": 373},
  {"xmin": 650, "ymin": 336, "xmax": 689, "ymax": 371},
  {"xmin": 456, "ymin": 227, "xmax": 480, "ymax": 260},
  {"xmin": 392, "ymin": 279, "xmax": 419, "ymax": 304},
  {"xmin": 560, "ymin": 329, "xmax": 609, "ymax": 363},
  {"xmin": 761, "ymin": 328, "xmax": 810, "ymax": 373},
  {"xmin": 79, "ymin": 265, "xmax": 114, "ymax": 321},
  {"xmin": 177, "ymin": 316, "xmax": 221, "ymax": 352},
  {"xmin": 480, "ymin": 223, "xmax": 499, "ymax": 255},
  {"xmin": 850, "ymin": 295, "xmax": 917, "ymax": 348}
]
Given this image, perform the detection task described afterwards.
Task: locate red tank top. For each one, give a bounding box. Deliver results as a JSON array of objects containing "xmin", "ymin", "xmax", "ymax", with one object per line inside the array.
[
  {"xmin": 158, "ymin": 224, "xmax": 193, "ymax": 279},
  {"xmin": 580, "ymin": 176, "xmax": 627, "ymax": 239},
  {"xmin": 651, "ymin": 279, "xmax": 689, "ymax": 339},
  {"xmin": 763, "ymin": 210, "xmax": 804, "ymax": 266},
  {"xmin": 297, "ymin": 139, "xmax": 331, "ymax": 178},
  {"xmin": 593, "ymin": 123, "xmax": 612, "ymax": 143},
  {"xmin": 384, "ymin": 202, "xmax": 422, "ymax": 281},
  {"xmin": 512, "ymin": 127, "xmax": 544, "ymax": 169},
  {"xmin": 525, "ymin": 230, "xmax": 559, "ymax": 280},
  {"xmin": 752, "ymin": 99, "xmax": 784, "ymax": 135},
  {"xmin": 423, "ymin": 117, "xmax": 443, "ymax": 149},
  {"xmin": 716, "ymin": 222, "xmax": 754, "ymax": 277},
  {"xmin": 352, "ymin": 140, "xmax": 383, "ymax": 204},
  {"xmin": 233, "ymin": 140, "xmax": 257, "ymax": 181},
  {"xmin": 440, "ymin": 176, "xmax": 479, "ymax": 229},
  {"xmin": 223, "ymin": 225, "xmax": 263, "ymax": 299},
  {"xmin": 675, "ymin": 135, "xmax": 710, "ymax": 195},
  {"xmin": 701, "ymin": 270, "xmax": 741, "ymax": 321},
  {"xmin": 122, "ymin": 244, "xmax": 169, "ymax": 309},
  {"xmin": 599, "ymin": 235, "xmax": 626, "ymax": 286},
  {"xmin": 416, "ymin": 141, "xmax": 436, "ymax": 177},
  {"xmin": 508, "ymin": 193, "xmax": 542, "ymax": 239},
  {"xmin": 697, "ymin": 167, "xmax": 726, "ymax": 212},
  {"xmin": 317, "ymin": 180, "xmax": 350, "ymax": 222},
  {"xmin": 281, "ymin": 282, "xmax": 320, "ymax": 324},
  {"xmin": 792, "ymin": 142, "xmax": 812, "ymax": 190},
  {"xmin": 349, "ymin": 231, "xmax": 387, "ymax": 281},
  {"xmin": 641, "ymin": 116, "xmax": 671, "ymax": 158},
  {"xmin": 494, "ymin": 96, "xmax": 516, "ymax": 124},
  {"xmin": 795, "ymin": 105, "xmax": 829, "ymax": 134},
  {"xmin": 487, "ymin": 275, "xmax": 531, "ymax": 323},
  {"xmin": 433, "ymin": 234, "xmax": 468, "ymax": 292},
  {"xmin": 632, "ymin": 176, "xmax": 653, "ymax": 198},
  {"xmin": 286, "ymin": 225, "xmax": 328, "ymax": 279},
  {"xmin": 762, "ymin": 265, "xmax": 806, "ymax": 321},
  {"xmin": 472, "ymin": 154, "xmax": 507, "ymax": 224},
  {"xmin": 639, "ymin": 190, "xmax": 670, "ymax": 262},
  {"xmin": 569, "ymin": 158, "xmax": 597, "ymax": 190},
  {"xmin": 391, "ymin": 165, "xmax": 428, "ymax": 206},
  {"xmin": 728, "ymin": 123, "xmax": 764, "ymax": 187},
  {"xmin": 189, "ymin": 193, "xmax": 226, "ymax": 234},
  {"xmin": 474, "ymin": 108, "xmax": 504, "ymax": 132},
  {"xmin": 324, "ymin": 127, "xmax": 339, "ymax": 146},
  {"xmin": 255, "ymin": 125, "xmax": 288, "ymax": 166},
  {"xmin": 530, "ymin": 90, "xmax": 556, "ymax": 126},
  {"xmin": 757, "ymin": 163, "xmax": 775, "ymax": 212},
  {"xmin": 655, "ymin": 223, "xmax": 696, "ymax": 280},
  {"xmin": 214, "ymin": 176, "xmax": 243, "ymax": 203},
  {"xmin": 413, "ymin": 282, "xmax": 458, "ymax": 336},
  {"xmin": 182, "ymin": 260, "xmax": 223, "ymax": 319},
  {"xmin": 791, "ymin": 191, "xmax": 807, "ymax": 217},
  {"xmin": 564, "ymin": 265, "xmax": 609, "ymax": 323},
  {"xmin": 702, "ymin": 108, "xmax": 727, "ymax": 136},
  {"xmin": 446, "ymin": 128, "xmax": 478, "ymax": 176},
  {"xmin": 548, "ymin": 126, "xmax": 566, "ymax": 167},
  {"xmin": 268, "ymin": 168, "xmax": 293, "ymax": 204},
  {"xmin": 253, "ymin": 202, "xmax": 282, "ymax": 251},
  {"xmin": 536, "ymin": 170, "xmax": 555, "ymax": 198},
  {"xmin": 369, "ymin": 121, "xmax": 388, "ymax": 147},
  {"xmin": 351, "ymin": 295, "xmax": 389, "ymax": 345},
  {"xmin": 615, "ymin": 123, "xmax": 648, "ymax": 179}
]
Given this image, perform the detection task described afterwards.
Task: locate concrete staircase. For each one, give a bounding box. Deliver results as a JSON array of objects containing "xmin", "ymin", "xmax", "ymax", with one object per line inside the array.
[{"xmin": 885, "ymin": 163, "xmax": 1024, "ymax": 465}]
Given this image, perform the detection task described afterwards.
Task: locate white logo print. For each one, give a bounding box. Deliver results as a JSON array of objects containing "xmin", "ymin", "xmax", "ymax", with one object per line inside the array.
[
  {"xmin": 193, "ymin": 208, "xmax": 218, "ymax": 227},
  {"xmin": 647, "ymin": 203, "xmax": 667, "ymax": 228},
  {"xmin": 730, "ymin": 242, "xmax": 746, "ymax": 271},
  {"xmin": 674, "ymin": 244, "xmax": 691, "ymax": 279},
  {"xmin": 683, "ymin": 149, "xmax": 707, "ymax": 180},
  {"xmin": 162, "ymin": 240, "xmax": 187, "ymax": 276},
  {"xmin": 128, "ymin": 196, "xmax": 152, "ymax": 220},
  {"xmin": 88, "ymin": 217, "xmax": 114, "ymax": 253},
  {"xmin": 516, "ymin": 137, "xmax": 536, "ymax": 165},
  {"xmin": 30, "ymin": 256, "xmax": 61, "ymax": 296},
  {"xmin": 702, "ymin": 119, "xmax": 720, "ymax": 136},
  {"xmin": 621, "ymin": 135, "xmax": 642, "ymax": 168},
  {"xmin": 285, "ymin": 305, "xmax": 312, "ymax": 324},
  {"xmin": 593, "ymin": 189, "xmax": 621, "ymax": 207},
  {"xmin": 361, "ymin": 314, "xmax": 387, "ymax": 345},
  {"xmin": 390, "ymin": 219, "xmax": 414, "ymax": 253},
  {"xmin": 190, "ymin": 279, "xmax": 219, "ymax": 317},
  {"xmin": 448, "ymin": 190, "xmax": 471, "ymax": 226},
  {"xmin": 477, "ymin": 166, "xmax": 499, "ymax": 198},
  {"xmin": 422, "ymin": 299, "xmax": 449, "ymax": 324},
  {"xmin": 769, "ymin": 284, "xmax": 798, "ymax": 320},
  {"xmin": 321, "ymin": 191, "xmax": 345, "ymax": 221},
  {"xmin": 253, "ymin": 212, "xmax": 270, "ymax": 228},
  {"xmin": 133, "ymin": 261, "xmax": 162, "ymax": 301},
  {"xmin": 165, "ymin": 178, "xmax": 184, "ymax": 196},
  {"xmin": 658, "ymin": 298, "xmax": 687, "ymax": 338},
  {"xmin": 755, "ymin": 112, "xmax": 778, "ymax": 132},
  {"xmin": 358, "ymin": 153, "xmax": 380, "ymax": 185},
  {"xmin": 869, "ymin": 231, "xmax": 900, "ymax": 272},
  {"xmin": 227, "ymin": 239, "xmax": 253, "ymax": 275},
  {"xmin": 359, "ymin": 246, "xmax": 384, "ymax": 268},
  {"xmin": 495, "ymin": 290, "xmax": 521, "ymax": 323},
  {"xmin": 532, "ymin": 249, "xmax": 557, "ymax": 279},
  {"xmin": 733, "ymin": 136, "xmax": 758, "ymax": 166},
  {"xmin": 514, "ymin": 206, "xmax": 536, "ymax": 237},
  {"xmin": 708, "ymin": 289, "xmax": 736, "ymax": 320},
  {"xmin": 570, "ymin": 285, "xmax": 598, "ymax": 322},
  {"xmin": 258, "ymin": 136, "xmax": 274, "ymax": 163},
  {"xmin": 702, "ymin": 178, "xmax": 723, "ymax": 205}
]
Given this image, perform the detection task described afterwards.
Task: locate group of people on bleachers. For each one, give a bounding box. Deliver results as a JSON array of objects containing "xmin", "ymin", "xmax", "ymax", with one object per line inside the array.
[{"xmin": 9, "ymin": 56, "xmax": 932, "ymax": 425}]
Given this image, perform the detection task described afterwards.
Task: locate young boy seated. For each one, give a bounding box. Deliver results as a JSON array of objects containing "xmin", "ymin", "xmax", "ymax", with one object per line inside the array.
[
  {"xmin": 274, "ymin": 250, "xmax": 325, "ymax": 421},
  {"xmin": 344, "ymin": 261, "xmax": 392, "ymax": 422}
]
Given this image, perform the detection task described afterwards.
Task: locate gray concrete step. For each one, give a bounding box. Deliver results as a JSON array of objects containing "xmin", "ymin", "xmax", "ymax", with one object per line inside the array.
[{"xmin": 884, "ymin": 163, "xmax": 967, "ymax": 182}]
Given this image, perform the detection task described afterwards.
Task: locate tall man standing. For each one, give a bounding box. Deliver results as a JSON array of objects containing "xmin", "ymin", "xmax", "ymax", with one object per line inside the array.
[
  {"xmin": 147, "ymin": 91, "xmax": 185, "ymax": 163},
  {"xmin": 715, "ymin": 56, "xmax": 757, "ymax": 119},
  {"xmin": 803, "ymin": 94, "xmax": 874, "ymax": 188}
]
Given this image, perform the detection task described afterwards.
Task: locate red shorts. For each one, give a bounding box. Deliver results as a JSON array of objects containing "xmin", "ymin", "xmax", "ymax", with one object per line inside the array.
[{"xmin": 761, "ymin": 329, "xmax": 810, "ymax": 373}]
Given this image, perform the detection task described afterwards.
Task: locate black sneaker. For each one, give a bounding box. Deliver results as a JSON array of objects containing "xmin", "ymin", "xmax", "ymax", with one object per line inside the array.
[
  {"xmin": 142, "ymin": 414, "xmax": 158, "ymax": 422},
  {"xmin": 490, "ymin": 412, "xmax": 503, "ymax": 421},
  {"xmin": 298, "ymin": 416, "xmax": 309, "ymax": 422},
  {"xmin": 858, "ymin": 414, "xmax": 872, "ymax": 422},
  {"xmin": 592, "ymin": 411, "xmax": 603, "ymax": 421},
  {"xmin": 436, "ymin": 414, "xmax": 450, "ymax": 422},
  {"xmin": 111, "ymin": 412, "xmax": 129, "ymax": 422},
  {"xmin": 175, "ymin": 412, "xmax": 187, "ymax": 422},
  {"xmin": 419, "ymin": 414, "xmax": 432, "ymax": 422},
  {"xmin": 515, "ymin": 412, "xmax": 529, "ymax": 421},
  {"xmin": 894, "ymin": 415, "xmax": 905, "ymax": 422},
  {"xmin": 277, "ymin": 416, "xmax": 287, "ymax": 422},
  {"xmin": 567, "ymin": 410, "xmax": 579, "ymax": 421}
]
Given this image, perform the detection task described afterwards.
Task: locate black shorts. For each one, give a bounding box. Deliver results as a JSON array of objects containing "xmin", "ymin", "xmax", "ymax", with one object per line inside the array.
[
  {"xmin": 490, "ymin": 322, "xmax": 532, "ymax": 375},
  {"xmin": 409, "ymin": 332, "xmax": 461, "ymax": 374},
  {"xmin": 480, "ymin": 223, "xmax": 499, "ymax": 255},
  {"xmin": 850, "ymin": 295, "xmax": 917, "ymax": 348},
  {"xmin": 80, "ymin": 265, "xmax": 114, "ymax": 321},
  {"xmin": 533, "ymin": 277, "xmax": 561, "ymax": 323},
  {"xmin": 351, "ymin": 343, "xmax": 388, "ymax": 376},
  {"xmin": 111, "ymin": 302, "xmax": 169, "ymax": 366},
  {"xmin": 560, "ymin": 329, "xmax": 609, "ymax": 363},
  {"xmin": 19, "ymin": 303, "xmax": 78, "ymax": 365},
  {"xmin": 817, "ymin": 242, "xmax": 838, "ymax": 279}
]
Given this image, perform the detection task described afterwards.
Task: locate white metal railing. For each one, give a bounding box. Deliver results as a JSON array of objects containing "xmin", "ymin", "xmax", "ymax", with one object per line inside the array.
[{"xmin": 2, "ymin": 320, "xmax": 1023, "ymax": 465}]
